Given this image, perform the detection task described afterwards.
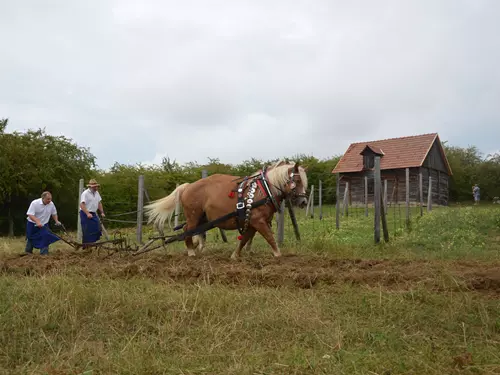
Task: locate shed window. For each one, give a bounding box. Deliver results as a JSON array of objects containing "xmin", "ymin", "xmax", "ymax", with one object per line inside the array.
[{"xmin": 363, "ymin": 155, "xmax": 374, "ymax": 169}]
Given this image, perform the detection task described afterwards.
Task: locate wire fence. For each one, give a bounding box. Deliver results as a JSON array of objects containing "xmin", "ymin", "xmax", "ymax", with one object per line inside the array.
[{"xmin": 79, "ymin": 169, "xmax": 439, "ymax": 250}]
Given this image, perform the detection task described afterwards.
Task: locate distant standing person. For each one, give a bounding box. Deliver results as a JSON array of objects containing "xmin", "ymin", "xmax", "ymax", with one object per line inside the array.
[
  {"xmin": 80, "ymin": 179, "xmax": 105, "ymax": 244},
  {"xmin": 473, "ymin": 184, "xmax": 480, "ymax": 205},
  {"xmin": 25, "ymin": 191, "xmax": 62, "ymax": 255}
]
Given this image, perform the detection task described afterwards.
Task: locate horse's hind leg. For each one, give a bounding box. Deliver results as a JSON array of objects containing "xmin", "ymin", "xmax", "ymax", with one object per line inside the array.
[
  {"xmin": 183, "ymin": 211, "xmax": 206, "ymax": 257},
  {"xmin": 252, "ymin": 219, "xmax": 281, "ymax": 257},
  {"xmin": 231, "ymin": 228, "xmax": 256, "ymax": 259}
]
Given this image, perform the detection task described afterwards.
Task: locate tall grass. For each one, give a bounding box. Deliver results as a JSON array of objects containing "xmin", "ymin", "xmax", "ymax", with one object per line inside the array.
[
  {"xmin": 1, "ymin": 277, "xmax": 499, "ymax": 374},
  {"xmin": 1, "ymin": 205, "xmax": 500, "ymax": 374}
]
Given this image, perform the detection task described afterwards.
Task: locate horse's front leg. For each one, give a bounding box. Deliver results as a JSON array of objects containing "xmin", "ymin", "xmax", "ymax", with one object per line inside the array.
[{"xmin": 252, "ymin": 219, "xmax": 281, "ymax": 257}]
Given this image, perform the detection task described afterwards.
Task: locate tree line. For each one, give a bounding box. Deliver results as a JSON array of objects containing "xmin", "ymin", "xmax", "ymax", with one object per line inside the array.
[{"xmin": 1, "ymin": 118, "xmax": 498, "ymax": 236}]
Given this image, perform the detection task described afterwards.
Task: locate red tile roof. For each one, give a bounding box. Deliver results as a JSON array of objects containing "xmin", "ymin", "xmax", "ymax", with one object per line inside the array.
[{"xmin": 332, "ymin": 133, "xmax": 452, "ymax": 175}]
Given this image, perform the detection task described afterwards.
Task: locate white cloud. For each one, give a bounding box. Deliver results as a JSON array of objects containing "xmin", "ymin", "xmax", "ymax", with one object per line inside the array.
[{"xmin": 1, "ymin": 0, "xmax": 499, "ymax": 169}]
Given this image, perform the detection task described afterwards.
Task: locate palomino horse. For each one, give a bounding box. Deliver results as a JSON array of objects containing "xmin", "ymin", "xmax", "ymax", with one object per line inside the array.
[{"xmin": 144, "ymin": 161, "xmax": 308, "ymax": 258}]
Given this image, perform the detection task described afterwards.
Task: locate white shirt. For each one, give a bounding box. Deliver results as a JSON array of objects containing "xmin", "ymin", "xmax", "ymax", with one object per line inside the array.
[
  {"xmin": 80, "ymin": 188, "xmax": 102, "ymax": 212},
  {"xmin": 26, "ymin": 198, "xmax": 57, "ymax": 225}
]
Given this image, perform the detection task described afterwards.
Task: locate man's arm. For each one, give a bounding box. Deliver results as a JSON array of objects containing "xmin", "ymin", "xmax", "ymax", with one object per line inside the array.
[
  {"xmin": 27, "ymin": 214, "xmax": 43, "ymax": 228},
  {"xmin": 80, "ymin": 202, "xmax": 93, "ymax": 218},
  {"xmin": 98, "ymin": 201, "xmax": 105, "ymax": 217},
  {"xmin": 51, "ymin": 204, "xmax": 60, "ymax": 225},
  {"xmin": 51, "ymin": 214, "xmax": 61, "ymax": 225}
]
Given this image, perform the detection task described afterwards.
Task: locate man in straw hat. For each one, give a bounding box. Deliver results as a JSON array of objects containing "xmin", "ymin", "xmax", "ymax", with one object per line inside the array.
[{"xmin": 79, "ymin": 178, "xmax": 106, "ymax": 244}]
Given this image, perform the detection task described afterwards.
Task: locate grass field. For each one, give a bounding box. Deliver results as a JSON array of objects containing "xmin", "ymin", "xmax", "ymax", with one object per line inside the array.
[{"xmin": 1, "ymin": 204, "xmax": 500, "ymax": 374}]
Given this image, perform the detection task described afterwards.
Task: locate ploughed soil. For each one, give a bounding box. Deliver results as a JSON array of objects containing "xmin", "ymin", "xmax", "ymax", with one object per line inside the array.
[{"xmin": 1, "ymin": 249, "xmax": 500, "ymax": 295}]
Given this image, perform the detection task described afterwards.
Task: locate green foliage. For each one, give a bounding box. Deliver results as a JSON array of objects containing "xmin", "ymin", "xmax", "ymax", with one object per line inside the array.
[
  {"xmin": 3, "ymin": 114, "xmax": 500, "ymax": 237},
  {"xmin": 444, "ymin": 143, "xmax": 500, "ymax": 202},
  {"xmin": 0, "ymin": 119, "xmax": 96, "ymax": 235}
]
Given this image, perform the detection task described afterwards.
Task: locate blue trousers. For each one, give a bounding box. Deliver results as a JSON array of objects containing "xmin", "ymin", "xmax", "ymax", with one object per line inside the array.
[
  {"xmin": 80, "ymin": 211, "xmax": 102, "ymax": 243},
  {"xmin": 25, "ymin": 221, "xmax": 59, "ymax": 255},
  {"xmin": 25, "ymin": 238, "xmax": 48, "ymax": 255}
]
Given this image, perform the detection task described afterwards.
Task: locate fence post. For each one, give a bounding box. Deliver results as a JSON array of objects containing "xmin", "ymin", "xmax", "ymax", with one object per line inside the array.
[
  {"xmin": 319, "ymin": 180, "xmax": 323, "ymax": 220},
  {"xmin": 374, "ymin": 156, "xmax": 381, "ymax": 243},
  {"xmin": 286, "ymin": 198, "xmax": 300, "ymax": 241},
  {"xmin": 427, "ymin": 176, "xmax": 432, "ymax": 211},
  {"xmin": 136, "ymin": 175, "xmax": 144, "ymax": 244},
  {"xmin": 364, "ymin": 176, "xmax": 368, "ymax": 217},
  {"xmin": 310, "ymin": 185, "xmax": 314, "ymax": 218},
  {"xmin": 405, "ymin": 168, "xmax": 410, "ymax": 228},
  {"xmin": 343, "ymin": 182, "xmax": 349, "ymax": 217},
  {"xmin": 77, "ymin": 178, "xmax": 84, "ymax": 242},
  {"xmin": 335, "ymin": 173, "xmax": 340, "ymax": 229},
  {"xmin": 419, "ymin": 170, "xmax": 423, "ymax": 216},
  {"xmin": 277, "ymin": 200, "xmax": 285, "ymax": 246},
  {"xmin": 384, "ymin": 179, "xmax": 388, "ymax": 212},
  {"xmin": 305, "ymin": 189, "xmax": 312, "ymax": 217}
]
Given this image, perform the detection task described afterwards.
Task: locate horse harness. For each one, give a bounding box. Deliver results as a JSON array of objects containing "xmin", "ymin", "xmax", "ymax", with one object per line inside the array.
[{"xmin": 230, "ymin": 166, "xmax": 303, "ymax": 238}]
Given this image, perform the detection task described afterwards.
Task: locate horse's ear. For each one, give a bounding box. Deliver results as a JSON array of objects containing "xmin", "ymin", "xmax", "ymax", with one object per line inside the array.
[
  {"xmin": 302, "ymin": 165, "xmax": 308, "ymax": 172},
  {"xmin": 293, "ymin": 162, "xmax": 299, "ymax": 172},
  {"xmin": 274, "ymin": 160, "xmax": 285, "ymax": 168}
]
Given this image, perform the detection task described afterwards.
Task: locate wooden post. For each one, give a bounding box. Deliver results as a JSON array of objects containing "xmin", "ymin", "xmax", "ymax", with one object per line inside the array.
[
  {"xmin": 136, "ymin": 175, "xmax": 144, "ymax": 244},
  {"xmin": 374, "ymin": 156, "xmax": 381, "ymax": 243},
  {"xmin": 364, "ymin": 176, "xmax": 368, "ymax": 217},
  {"xmin": 77, "ymin": 178, "xmax": 84, "ymax": 242},
  {"xmin": 335, "ymin": 173, "xmax": 340, "ymax": 229},
  {"xmin": 310, "ymin": 185, "xmax": 314, "ymax": 218},
  {"xmin": 419, "ymin": 171, "xmax": 423, "ymax": 216},
  {"xmin": 380, "ymin": 183, "xmax": 389, "ymax": 242},
  {"xmin": 277, "ymin": 200, "xmax": 285, "ymax": 246},
  {"xmin": 343, "ymin": 182, "xmax": 349, "ymax": 217},
  {"xmin": 305, "ymin": 189, "xmax": 313, "ymax": 217},
  {"xmin": 174, "ymin": 182, "xmax": 180, "ymax": 227},
  {"xmin": 383, "ymin": 179, "xmax": 388, "ymax": 213},
  {"xmin": 405, "ymin": 168, "xmax": 410, "ymax": 227},
  {"xmin": 286, "ymin": 198, "xmax": 300, "ymax": 241},
  {"xmin": 319, "ymin": 180, "xmax": 323, "ymax": 220},
  {"xmin": 427, "ymin": 176, "xmax": 432, "ymax": 211}
]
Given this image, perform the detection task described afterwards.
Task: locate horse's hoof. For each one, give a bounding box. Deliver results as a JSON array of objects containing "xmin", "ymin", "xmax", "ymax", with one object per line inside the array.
[{"xmin": 187, "ymin": 250, "xmax": 196, "ymax": 257}]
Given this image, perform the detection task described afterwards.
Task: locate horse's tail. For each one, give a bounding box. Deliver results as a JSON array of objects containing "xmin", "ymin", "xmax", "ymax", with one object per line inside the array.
[{"xmin": 144, "ymin": 183, "xmax": 190, "ymax": 231}]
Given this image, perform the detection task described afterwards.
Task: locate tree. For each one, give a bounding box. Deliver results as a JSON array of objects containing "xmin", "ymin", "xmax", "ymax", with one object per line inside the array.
[{"xmin": 0, "ymin": 121, "xmax": 96, "ymax": 236}]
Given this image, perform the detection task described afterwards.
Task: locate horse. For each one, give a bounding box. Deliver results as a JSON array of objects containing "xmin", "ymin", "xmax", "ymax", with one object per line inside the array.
[{"xmin": 144, "ymin": 160, "xmax": 308, "ymax": 258}]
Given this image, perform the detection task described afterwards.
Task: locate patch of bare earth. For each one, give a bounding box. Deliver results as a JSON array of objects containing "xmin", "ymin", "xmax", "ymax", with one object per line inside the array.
[{"xmin": 1, "ymin": 250, "xmax": 500, "ymax": 294}]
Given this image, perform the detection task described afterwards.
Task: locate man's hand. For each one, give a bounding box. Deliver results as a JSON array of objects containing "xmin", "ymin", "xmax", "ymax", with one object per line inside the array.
[
  {"xmin": 36, "ymin": 221, "xmax": 43, "ymax": 228},
  {"xmin": 87, "ymin": 213, "xmax": 93, "ymax": 219},
  {"xmin": 101, "ymin": 212, "xmax": 105, "ymax": 218},
  {"xmin": 55, "ymin": 221, "xmax": 62, "ymax": 226}
]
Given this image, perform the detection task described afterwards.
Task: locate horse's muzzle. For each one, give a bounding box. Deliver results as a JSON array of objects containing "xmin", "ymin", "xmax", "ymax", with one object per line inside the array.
[{"xmin": 296, "ymin": 196, "xmax": 308, "ymax": 208}]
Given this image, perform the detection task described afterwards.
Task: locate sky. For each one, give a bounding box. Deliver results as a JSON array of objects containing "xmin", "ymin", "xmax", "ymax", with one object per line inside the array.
[{"xmin": 1, "ymin": 0, "xmax": 499, "ymax": 170}]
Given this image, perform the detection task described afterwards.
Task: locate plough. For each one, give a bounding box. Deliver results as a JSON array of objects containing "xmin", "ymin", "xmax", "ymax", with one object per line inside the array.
[{"xmin": 50, "ymin": 223, "xmax": 139, "ymax": 255}]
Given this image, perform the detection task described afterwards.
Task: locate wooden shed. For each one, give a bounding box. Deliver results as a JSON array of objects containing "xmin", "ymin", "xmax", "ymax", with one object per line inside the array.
[{"xmin": 331, "ymin": 133, "xmax": 452, "ymax": 207}]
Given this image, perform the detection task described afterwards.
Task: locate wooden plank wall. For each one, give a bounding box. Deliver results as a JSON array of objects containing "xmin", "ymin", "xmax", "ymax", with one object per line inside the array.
[{"xmin": 337, "ymin": 168, "xmax": 449, "ymax": 206}]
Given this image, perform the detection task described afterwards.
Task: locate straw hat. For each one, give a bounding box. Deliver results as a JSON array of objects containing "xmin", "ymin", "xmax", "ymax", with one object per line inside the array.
[{"xmin": 87, "ymin": 178, "xmax": 100, "ymax": 187}]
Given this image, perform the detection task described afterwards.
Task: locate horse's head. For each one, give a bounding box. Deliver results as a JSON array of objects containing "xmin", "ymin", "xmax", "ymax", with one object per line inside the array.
[
  {"xmin": 267, "ymin": 161, "xmax": 308, "ymax": 208},
  {"xmin": 287, "ymin": 162, "xmax": 308, "ymax": 208}
]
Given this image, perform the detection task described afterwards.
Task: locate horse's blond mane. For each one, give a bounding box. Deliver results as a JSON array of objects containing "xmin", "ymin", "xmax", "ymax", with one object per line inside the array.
[{"xmin": 265, "ymin": 161, "xmax": 308, "ymax": 195}]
